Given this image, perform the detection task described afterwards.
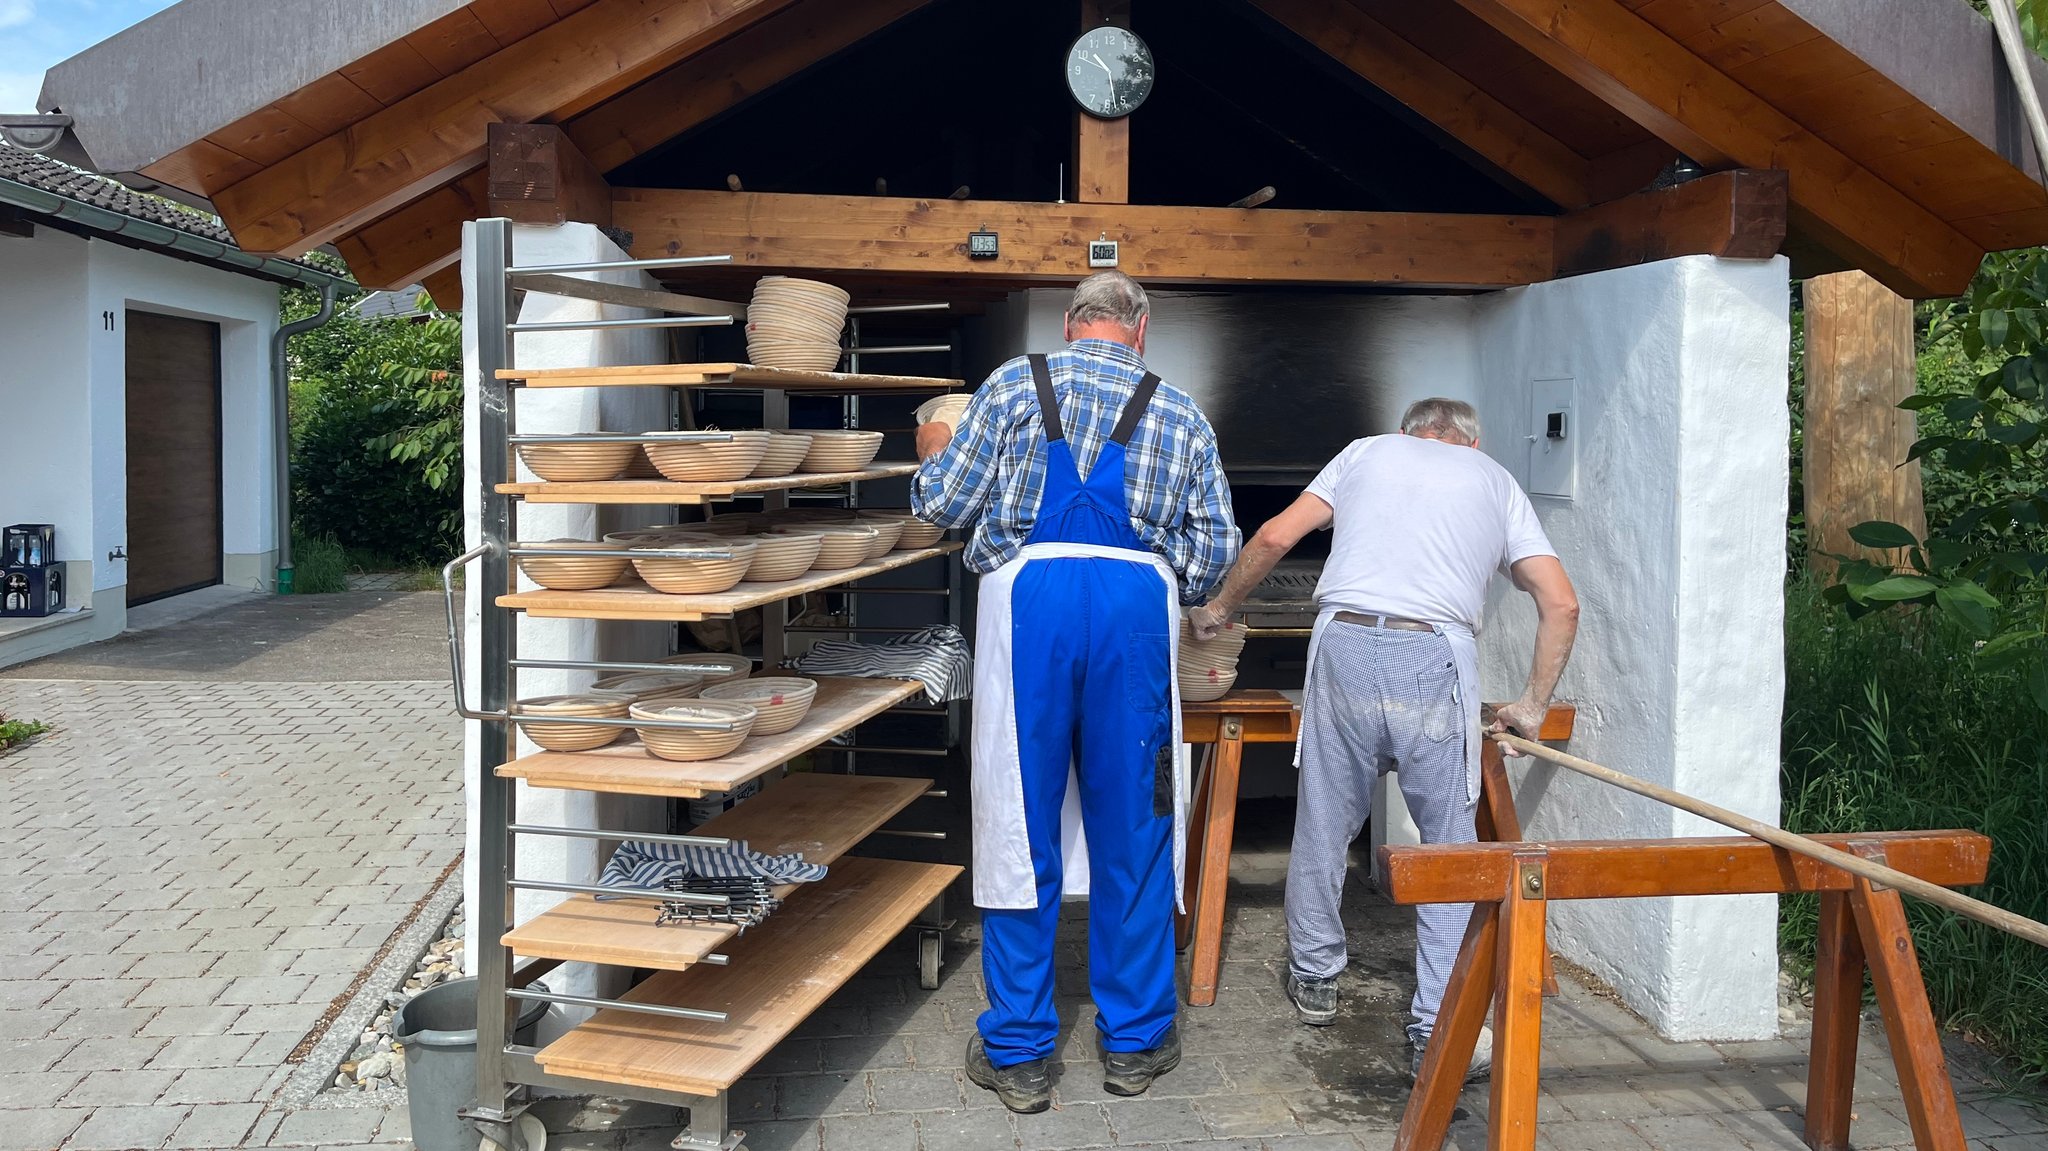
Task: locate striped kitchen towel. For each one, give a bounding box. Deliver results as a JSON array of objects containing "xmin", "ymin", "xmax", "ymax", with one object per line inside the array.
[
  {"xmin": 788, "ymin": 624, "xmax": 971, "ymax": 704},
  {"xmin": 596, "ymin": 839, "xmax": 827, "ymax": 899}
]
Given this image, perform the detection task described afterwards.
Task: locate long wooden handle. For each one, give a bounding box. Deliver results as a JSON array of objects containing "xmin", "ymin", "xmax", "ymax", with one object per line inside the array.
[{"xmin": 1489, "ymin": 731, "xmax": 2048, "ymax": 950}]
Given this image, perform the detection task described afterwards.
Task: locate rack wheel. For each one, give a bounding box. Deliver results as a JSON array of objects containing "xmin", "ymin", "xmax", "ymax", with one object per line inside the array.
[
  {"xmin": 479, "ymin": 1113, "xmax": 546, "ymax": 1151},
  {"xmin": 917, "ymin": 928, "xmax": 943, "ymax": 989}
]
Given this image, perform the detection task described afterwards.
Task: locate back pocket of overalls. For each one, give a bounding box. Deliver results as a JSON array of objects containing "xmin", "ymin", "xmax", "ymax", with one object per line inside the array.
[{"xmin": 1416, "ymin": 661, "xmax": 1458, "ymax": 744}]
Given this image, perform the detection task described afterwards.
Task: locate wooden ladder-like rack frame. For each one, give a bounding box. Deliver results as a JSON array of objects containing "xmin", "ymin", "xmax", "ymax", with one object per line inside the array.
[{"xmin": 1380, "ymin": 825, "xmax": 1992, "ymax": 1151}]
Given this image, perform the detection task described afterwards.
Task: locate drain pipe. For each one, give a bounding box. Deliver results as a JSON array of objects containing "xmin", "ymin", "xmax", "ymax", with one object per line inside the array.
[
  {"xmin": 272, "ymin": 284, "xmax": 340, "ymax": 595},
  {"xmin": 1989, "ymin": 0, "xmax": 2048, "ymax": 185}
]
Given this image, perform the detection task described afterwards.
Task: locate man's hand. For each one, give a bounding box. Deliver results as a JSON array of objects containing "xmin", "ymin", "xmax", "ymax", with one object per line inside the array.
[
  {"xmin": 1487, "ymin": 698, "xmax": 1549, "ymax": 757},
  {"xmin": 1188, "ymin": 604, "xmax": 1227, "ymax": 641},
  {"xmin": 915, "ymin": 421, "xmax": 954, "ymax": 461}
]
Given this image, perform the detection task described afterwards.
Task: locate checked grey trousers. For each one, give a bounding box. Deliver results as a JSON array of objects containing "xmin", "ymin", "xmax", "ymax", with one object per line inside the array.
[{"xmin": 1286, "ymin": 618, "xmax": 1475, "ymax": 1044}]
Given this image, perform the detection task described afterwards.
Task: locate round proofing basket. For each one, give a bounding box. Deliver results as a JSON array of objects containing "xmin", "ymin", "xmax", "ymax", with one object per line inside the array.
[
  {"xmin": 915, "ymin": 394, "xmax": 971, "ymax": 427},
  {"xmin": 629, "ymin": 540, "xmax": 758, "ymax": 594},
  {"xmin": 630, "ymin": 700, "xmax": 759, "ymax": 762},
  {"xmin": 736, "ymin": 532, "xmax": 823, "ymax": 583},
  {"xmin": 859, "ymin": 517, "xmax": 906, "ymax": 560},
  {"xmin": 752, "ymin": 275, "xmax": 850, "ymax": 306},
  {"xmin": 516, "ymin": 440, "xmax": 639, "ymax": 483},
  {"xmin": 589, "ymin": 672, "xmax": 709, "ymax": 704},
  {"xmin": 859, "ymin": 511, "xmax": 943, "ymax": 550},
  {"xmin": 698, "ymin": 676, "xmax": 819, "ymax": 736},
  {"xmin": 643, "ymin": 431, "xmax": 773, "ymax": 482},
  {"xmin": 791, "ymin": 525, "xmax": 877, "ymax": 570},
  {"xmin": 514, "ymin": 692, "xmax": 632, "ymax": 752},
  {"xmin": 513, "ymin": 539, "xmax": 629, "ymax": 591},
  {"xmin": 623, "ymin": 445, "xmax": 662, "ymax": 479},
  {"xmin": 746, "ymin": 341, "xmax": 842, "ymax": 373},
  {"xmin": 749, "ymin": 433, "xmax": 815, "ymax": 478},
  {"xmin": 797, "ymin": 430, "xmax": 885, "ymax": 473},
  {"xmin": 1179, "ymin": 669, "xmax": 1238, "ymax": 703}
]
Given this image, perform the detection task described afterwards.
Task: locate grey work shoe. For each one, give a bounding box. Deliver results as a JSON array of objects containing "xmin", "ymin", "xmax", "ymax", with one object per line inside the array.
[
  {"xmin": 1286, "ymin": 973, "xmax": 1339, "ymax": 1026},
  {"xmin": 1101, "ymin": 1024, "xmax": 1181, "ymax": 1096},
  {"xmin": 1409, "ymin": 1024, "xmax": 1493, "ymax": 1084},
  {"xmin": 966, "ymin": 1034, "xmax": 1051, "ymax": 1114}
]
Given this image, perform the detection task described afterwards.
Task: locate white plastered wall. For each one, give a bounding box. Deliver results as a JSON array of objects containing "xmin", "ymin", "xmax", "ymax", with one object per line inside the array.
[
  {"xmin": 1471, "ymin": 255, "xmax": 1791, "ymax": 1040},
  {"xmin": 459, "ymin": 223, "xmax": 675, "ymax": 1047},
  {"xmin": 0, "ymin": 228, "xmax": 278, "ymax": 654}
]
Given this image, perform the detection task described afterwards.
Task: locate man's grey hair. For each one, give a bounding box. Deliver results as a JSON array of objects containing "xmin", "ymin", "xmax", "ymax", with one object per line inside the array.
[
  {"xmin": 1400, "ymin": 398, "xmax": 1481, "ymax": 445},
  {"xmin": 1068, "ymin": 271, "xmax": 1149, "ymax": 331}
]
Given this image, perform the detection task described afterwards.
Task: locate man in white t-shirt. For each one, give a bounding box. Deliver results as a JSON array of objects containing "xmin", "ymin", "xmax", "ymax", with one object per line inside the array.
[{"xmin": 1190, "ymin": 397, "xmax": 1579, "ymax": 1082}]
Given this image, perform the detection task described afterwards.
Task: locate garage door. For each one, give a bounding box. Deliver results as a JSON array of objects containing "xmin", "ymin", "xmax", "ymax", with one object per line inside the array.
[{"xmin": 125, "ymin": 311, "xmax": 223, "ymax": 605}]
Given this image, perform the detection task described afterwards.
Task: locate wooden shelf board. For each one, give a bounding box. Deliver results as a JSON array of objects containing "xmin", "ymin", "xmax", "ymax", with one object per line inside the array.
[
  {"xmin": 499, "ymin": 362, "xmax": 963, "ymax": 392},
  {"xmin": 497, "ymin": 463, "xmax": 919, "ymax": 505},
  {"xmin": 497, "ymin": 544, "xmax": 961, "ymax": 621},
  {"xmin": 535, "ymin": 855, "xmax": 960, "ymax": 1095},
  {"xmin": 497, "ymin": 676, "xmax": 924, "ymax": 798},
  {"xmin": 500, "ymin": 773, "xmax": 931, "ymax": 972}
]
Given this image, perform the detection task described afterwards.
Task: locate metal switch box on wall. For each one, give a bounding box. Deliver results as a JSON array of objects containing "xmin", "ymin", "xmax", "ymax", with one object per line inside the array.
[{"xmin": 1528, "ymin": 377, "xmax": 1576, "ymax": 499}]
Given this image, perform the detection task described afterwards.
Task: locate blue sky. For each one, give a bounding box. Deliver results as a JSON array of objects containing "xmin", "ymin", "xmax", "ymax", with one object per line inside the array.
[{"xmin": 0, "ymin": 0, "xmax": 180, "ymax": 114}]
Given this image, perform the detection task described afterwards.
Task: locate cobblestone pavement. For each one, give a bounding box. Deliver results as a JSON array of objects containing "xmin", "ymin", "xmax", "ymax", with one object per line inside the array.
[
  {"xmin": 0, "ymin": 678, "xmax": 461, "ymax": 1151},
  {"xmin": 2, "ymin": 669, "xmax": 2044, "ymax": 1151}
]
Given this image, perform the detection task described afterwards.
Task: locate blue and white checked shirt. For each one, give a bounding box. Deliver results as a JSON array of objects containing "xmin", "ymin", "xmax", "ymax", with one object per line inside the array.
[{"xmin": 912, "ymin": 339, "xmax": 1240, "ymax": 604}]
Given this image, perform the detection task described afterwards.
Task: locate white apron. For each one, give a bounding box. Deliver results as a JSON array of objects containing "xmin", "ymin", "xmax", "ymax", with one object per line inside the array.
[
  {"xmin": 1296, "ymin": 608, "xmax": 1483, "ymax": 803},
  {"xmin": 970, "ymin": 541, "xmax": 1191, "ymax": 911}
]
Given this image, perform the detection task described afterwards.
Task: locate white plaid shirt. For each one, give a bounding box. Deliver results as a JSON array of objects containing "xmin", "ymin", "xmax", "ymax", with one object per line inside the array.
[{"xmin": 911, "ymin": 339, "xmax": 1240, "ymax": 603}]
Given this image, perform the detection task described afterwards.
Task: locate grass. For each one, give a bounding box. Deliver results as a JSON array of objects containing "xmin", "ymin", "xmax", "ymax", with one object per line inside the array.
[
  {"xmin": 0, "ymin": 714, "xmax": 49, "ymax": 754},
  {"xmin": 1781, "ymin": 576, "xmax": 2048, "ymax": 1083},
  {"xmin": 290, "ymin": 532, "xmax": 351, "ymax": 595}
]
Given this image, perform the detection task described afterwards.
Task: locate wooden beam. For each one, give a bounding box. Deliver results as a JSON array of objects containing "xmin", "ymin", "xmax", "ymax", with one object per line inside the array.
[
  {"xmin": 423, "ymin": 265, "xmax": 465, "ymax": 314},
  {"xmin": 334, "ymin": 170, "xmax": 488, "ymax": 291},
  {"xmin": 1377, "ymin": 830, "xmax": 1991, "ymax": 905},
  {"xmin": 1802, "ymin": 269, "xmax": 1926, "ymax": 573},
  {"xmin": 1073, "ymin": 0, "xmax": 1131, "ymax": 204},
  {"xmin": 1552, "ymin": 168, "xmax": 1787, "ymax": 278},
  {"xmin": 487, "ymin": 123, "xmax": 612, "ymax": 228},
  {"xmin": 1249, "ymin": 0, "xmax": 1594, "ymax": 208},
  {"xmin": 212, "ymin": 0, "xmax": 799, "ymax": 256},
  {"xmin": 565, "ymin": 0, "xmax": 936, "ymax": 172},
  {"xmin": 1448, "ymin": 0, "xmax": 1984, "ymax": 297},
  {"xmin": 611, "ymin": 187, "xmax": 1554, "ymax": 288}
]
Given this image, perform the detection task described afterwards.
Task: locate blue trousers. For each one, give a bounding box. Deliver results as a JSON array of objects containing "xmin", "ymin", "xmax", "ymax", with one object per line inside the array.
[{"xmin": 979, "ymin": 556, "xmax": 1177, "ymax": 1066}]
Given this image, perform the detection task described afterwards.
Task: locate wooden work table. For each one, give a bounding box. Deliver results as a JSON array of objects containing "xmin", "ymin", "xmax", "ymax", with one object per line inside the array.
[{"xmin": 1173, "ymin": 691, "xmax": 1576, "ymax": 1008}]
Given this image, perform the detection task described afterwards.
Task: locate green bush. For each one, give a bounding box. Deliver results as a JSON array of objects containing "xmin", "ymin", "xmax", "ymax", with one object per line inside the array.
[
  {"xmin": 1782, "ymin": 577, "xmax": 2048, "ymax": 1082},
  {"xmin": 290, "ymin": 532, "xmax": 350, "ymax": 595},
  {"xmin": 0, "ymin": 713, "xmax": 47, "ymax": 753}
]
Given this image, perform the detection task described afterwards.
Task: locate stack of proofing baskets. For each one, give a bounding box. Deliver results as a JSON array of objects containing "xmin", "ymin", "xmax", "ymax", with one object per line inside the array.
[{"xmin": 746, "ymin": 277, "xmax": 850, "ymax": 371}]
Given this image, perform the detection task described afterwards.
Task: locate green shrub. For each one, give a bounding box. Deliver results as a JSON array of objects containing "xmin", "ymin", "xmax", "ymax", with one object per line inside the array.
[
  {"xmin": 1782, "ymin": 577, "xmax": 2048, "ymax": 1082},
  {"xmin": 290, "ymin": 532, "xmax": 350, "ymax": 595},
  {"xmin": 0, "ymin": 714, "xmax": 47, "ymax": 753}
]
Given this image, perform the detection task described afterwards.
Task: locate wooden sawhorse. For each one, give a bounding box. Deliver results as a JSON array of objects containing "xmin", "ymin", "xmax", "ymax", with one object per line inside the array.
[{"xmin": 1379, "ymin": 829, "xmax": 1993, "ymax": 1151}]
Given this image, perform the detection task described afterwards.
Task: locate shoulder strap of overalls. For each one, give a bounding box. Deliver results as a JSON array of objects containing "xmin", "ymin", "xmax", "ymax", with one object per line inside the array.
[
  {"xmin": 1027, "ymin": 354, "xmax": 1065, "ymax": 443},
  {"xmin": 1110, "ymin": 373, "xmax": 1163, "ymax": 446}
]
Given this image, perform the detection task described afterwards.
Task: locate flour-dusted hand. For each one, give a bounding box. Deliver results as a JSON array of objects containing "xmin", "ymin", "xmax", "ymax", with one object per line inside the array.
[
  {"xmin": 1188, "ymin": 604, "xmax": 1228, "ymax": 641},
  {"xmin": 1487, "ymin": 698, "xmax": 1549, "ymax": 756},
  {"xmin": 915, "ymin": 421, "xmax": 954, "ymax": 461}
]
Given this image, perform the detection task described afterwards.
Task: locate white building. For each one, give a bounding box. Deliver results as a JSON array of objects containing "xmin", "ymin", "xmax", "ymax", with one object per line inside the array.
[{"xmin": 0, "ymin": 144, "xmax": 354, "ymax": 667}]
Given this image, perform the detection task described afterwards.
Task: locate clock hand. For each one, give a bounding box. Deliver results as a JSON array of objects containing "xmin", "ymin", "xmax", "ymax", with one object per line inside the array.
[{"xmin": 1090, "ymin": 52, "xmax": 1114, "ymax": 75}]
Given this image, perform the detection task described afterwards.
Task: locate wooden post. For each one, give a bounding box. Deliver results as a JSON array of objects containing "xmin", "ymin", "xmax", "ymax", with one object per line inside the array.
[
  {"xmin": 1804, "ymin": 891, "xmax": 1863, "ymax": 1151},
  {"xmin": 487, "ymin": 123, "xmax": 613, "ymax": 228},
  {"xmin": 1186, "ymin": 714, "xmax": 1244, "ymax": 1006},
  {"xmin": 1396, "ymin": 902, "xmax": 1501, "ymax": 1151},
  {"xmin": 1803, "ymin": 270, "xmax": 1926, "ymax": 573},
  {"xmin": 1477, "ymin": 739, "xmax": 1558, "ymax": 996},
  {"xmin": 1074, "ymin": 0, "xmax": 1131, "ymax": 204},
  {"xmin": 1846, "ymin": 844, "xmax": 1968, "ymax": 1151},
  {"xmin": 1490, "ymin": 850, "xmax": 1548, "ymax": 1151}
]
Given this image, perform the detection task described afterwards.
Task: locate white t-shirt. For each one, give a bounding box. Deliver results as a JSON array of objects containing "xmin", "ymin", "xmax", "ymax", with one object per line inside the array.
[{"xmin": 1304, "ymin": 434, "xmax": 1556, "ymax": 633}]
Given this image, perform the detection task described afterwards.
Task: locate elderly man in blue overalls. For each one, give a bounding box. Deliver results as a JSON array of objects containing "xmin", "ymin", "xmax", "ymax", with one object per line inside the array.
[{"xmin": 913, "ymin": 271, "xmax": 1239, "ymax": 1113}]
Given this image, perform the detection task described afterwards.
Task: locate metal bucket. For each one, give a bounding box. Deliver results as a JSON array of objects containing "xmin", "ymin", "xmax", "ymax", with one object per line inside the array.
[{"xmin": 392, "ymin": 978, "xmax": 548, "ymax": 1151}]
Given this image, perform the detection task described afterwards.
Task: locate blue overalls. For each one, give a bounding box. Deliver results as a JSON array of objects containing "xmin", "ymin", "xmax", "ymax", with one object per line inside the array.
[{"xmin": 977, "ymin": 354, "xmax": 1179, "ymax": 1067}]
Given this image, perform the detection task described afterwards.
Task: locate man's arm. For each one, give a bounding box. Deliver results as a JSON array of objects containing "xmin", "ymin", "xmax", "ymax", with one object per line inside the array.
[
  {"xmin": 1174, "ymin": 423, "xmax": 1243, "ymax": 605},
  {"xmin": 1188, "ymin": 492, "xmax": 1332, "ymax": 638},
  {"xmin": 1489, "ymin": 555, "xmax": 1579, "ymax": 752},
  {"xmin": 910, "ymin": 377, "xmax": 1009, "ymax": 529}
]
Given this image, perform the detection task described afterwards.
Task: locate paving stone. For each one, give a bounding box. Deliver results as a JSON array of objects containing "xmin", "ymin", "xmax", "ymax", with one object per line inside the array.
[
  {"xmin": 50, "ymin": 1005, "xmax": 162, "ymax": 1040},
  {"xmin": 0, "ymin": 1106, "xmax": 88, "ymax": 1151},
  {"xmin": 1533, "ymin": 1118, "xmax": 1655, "ymax": 1150},
  {"xmin": 915, "ymin": 1107, "xmax": 1018, "ymax": 1151},
  {"xmin": 65, "ymin": 1103, "xmax": 192, "ymax": 1150},
  {"xmin": 723, "ymin": 1119, "xmax": 821, "ymax": 1151},
  {"xmin": 1105, "ymin": 1098, "xmax": 1211, "ymax": 1144},
  {"xmin": 59, "ymin": 1065, "xmax": 178, "ymax": 1106},
  {"xmin": 775, "ymin": 1073, "xmax": 872, "ymax": 1119},
  {"xmin": 821, "ymin": 1111, "xmax": 919, "ymax": 1151},
  {"xmin": 128, "ymin": 952, "xmax": 226, "ymax": 980},
  {"xmin": 166, "ymin": 1102, "xmax": 268, "ymax": 1149},
  {"xmin": 870, "ymin": 1068, "xmax": 964, "ymax": 1112},
  {"xmin": 1195, "ymin": 1092, "xmax": 1303, "ymax": 1139},
  {"xmin": 821, "ymin": 1035, "xmax": 909, "ymax": 1073},
  {"xmin": 1014, "ymin": 1102, "xmax": 1113, "ymax": 1150},
  {"xmin": 148, "ymin": 1033, "xmax": 262, "ymax": 1071},
  {"xmin": 0, "ymin": 1037, "xmax": 76, "ymax": 1073},
  {"xmin": 266, "ymin": 1107, "xmax": 386, "ymax": 1146},
  {"xmin": 0, "ymin": 1068, "xmax": 84, "ymax": 1106},
  {"xmin": 163, "ymin": 1063, "xmax": 273, "ymax": 1104},
  {"xmin": 219, "ymin": 975, "xmax": 316, "ymax": 1006},
  {"xmin": 53, "ymin": 1034, "xmax": 169, "ymax": 1072}
]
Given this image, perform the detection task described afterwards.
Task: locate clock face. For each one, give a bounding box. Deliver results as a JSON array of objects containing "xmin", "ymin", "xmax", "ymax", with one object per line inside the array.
[{"xmin": 1066, "ymin": 26, "xmax": 1154, "ymax": 119}]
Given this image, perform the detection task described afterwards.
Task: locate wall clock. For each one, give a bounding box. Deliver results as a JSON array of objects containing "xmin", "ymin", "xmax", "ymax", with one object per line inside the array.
[{"xmin": 1066, "ymin": 26, "xmax": 1155, "ymax": 120}]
